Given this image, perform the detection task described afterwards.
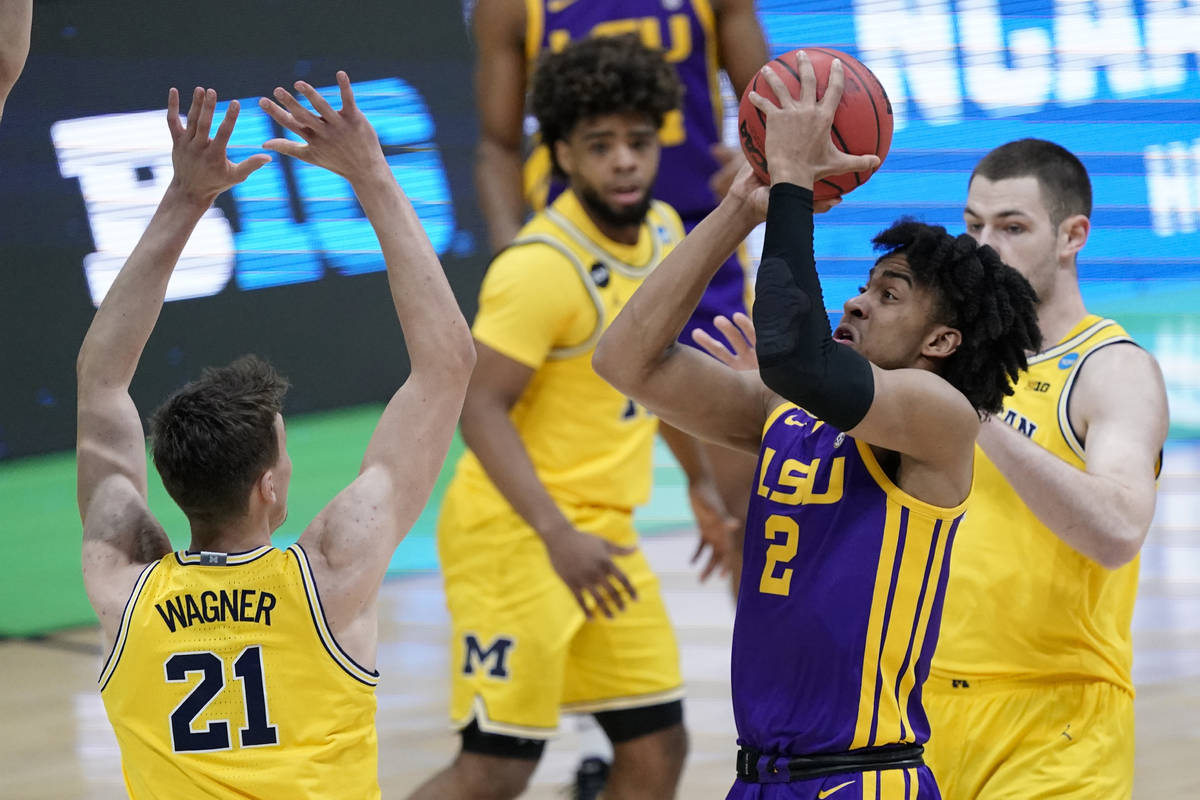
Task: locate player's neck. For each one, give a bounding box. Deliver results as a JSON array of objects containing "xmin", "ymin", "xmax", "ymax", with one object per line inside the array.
[
  {"xmin": 1035, "ymin": 271, "xmax": 1090, "ymax": 350},
  {"xmin": 186, "ymin": 516, "xmax": 273, "ymax": 555}
]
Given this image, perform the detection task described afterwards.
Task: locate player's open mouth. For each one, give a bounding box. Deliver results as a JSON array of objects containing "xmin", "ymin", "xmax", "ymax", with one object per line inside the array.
[
  {"xmin": 610, "ymin": 187, "xmax": 643, "ymax": 204},
  {"xmin": 832, "ymin": 325, "xmax": 856, "ymax": 345}
]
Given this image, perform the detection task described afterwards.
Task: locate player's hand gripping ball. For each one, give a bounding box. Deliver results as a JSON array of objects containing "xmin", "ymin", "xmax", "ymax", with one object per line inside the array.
[{"xmin": 738, "ymin": 47, "xmax": 893, "ymax": 201}]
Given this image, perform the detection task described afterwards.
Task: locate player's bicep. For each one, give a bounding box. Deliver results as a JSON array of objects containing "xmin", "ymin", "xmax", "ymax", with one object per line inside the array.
[
  {"xmin": 847, "ymin": 365, "xmax": 979, "ymax": 467},
  {"xmin": 1074, "ymin": 346, "xmax": 1168, "ymax": 494},
  {"xmin": 77, "ymin": 389, "xmax": 150, "ymax": 519},
  {"xmin": 621, "ymin": 343, "xmax": 770, "ymax": 454}
]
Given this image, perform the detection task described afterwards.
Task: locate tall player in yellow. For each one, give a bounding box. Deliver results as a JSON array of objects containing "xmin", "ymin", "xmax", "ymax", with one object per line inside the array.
[
  {"xmin": 408, "ymin": 36, "xmax": 704, "ymax": 800},
  {"xmin": 924, "ymin": 139, "xmax": 1170, "ymax": 799},
  {"xmin": 75, "ymin": 74, "xmax": 474, "ymax": 799}
]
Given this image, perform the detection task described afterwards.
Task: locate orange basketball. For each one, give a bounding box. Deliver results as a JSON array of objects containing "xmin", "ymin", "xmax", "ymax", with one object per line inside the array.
[{"xmin": 738, "ymin": 47, "xmax": 893, "ymax": 201}]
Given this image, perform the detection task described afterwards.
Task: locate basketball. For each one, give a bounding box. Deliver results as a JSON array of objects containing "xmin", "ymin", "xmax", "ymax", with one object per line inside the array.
[{"xmin": 738, "ymin": 47, "xmax": 893, "ymax": 201}]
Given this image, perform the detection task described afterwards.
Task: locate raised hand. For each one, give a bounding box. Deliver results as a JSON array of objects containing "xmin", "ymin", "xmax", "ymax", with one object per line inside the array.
[
  {"xmin": 746, "ymin": 51, "xmax": 880, "ymax": 188},
  {"xmin": 692, "ymin": 312, "xmax": 759, "ymax": 372},
  {"xmin": 543, "ymin": 526, "xmax": 639, "ymax": 619},
  {"xmin": 258, "ymin": 70, "xmax": 387, "ymax": 182},
  {"xmin": 166, "ymin": 87, "xmax": 271, "ymax": 204}
]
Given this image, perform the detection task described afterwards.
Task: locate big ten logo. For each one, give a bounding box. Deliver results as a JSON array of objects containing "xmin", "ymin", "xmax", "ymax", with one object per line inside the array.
[
  {"xmin": 461, "ymin": 634, "xmax": 516, "ymax": 679},
  {"xmin": 755, "ymin": 446, "xmax": 846, "ymax": 506},
  {"xmin": 548, "ymin": 14, "xmax": 693, "ymax": 146},
  {"xmin": 51, "ymin": 78, "xmax": 460, "ymax": 307}
]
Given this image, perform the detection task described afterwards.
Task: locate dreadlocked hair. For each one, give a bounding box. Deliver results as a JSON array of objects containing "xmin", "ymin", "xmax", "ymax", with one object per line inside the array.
[
  {"xmin": 872, "ymin": 219, "xmax": 1042, "ymax": 416},
  {"xmin": 531, "ymin": 33, "xmax": 682, "ymax": 178}
]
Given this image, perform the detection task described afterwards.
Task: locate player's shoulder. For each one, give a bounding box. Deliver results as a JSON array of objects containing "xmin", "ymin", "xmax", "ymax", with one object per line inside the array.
[{"xmin": 645, "ymin": 199, "xmax": 686, "ymax": 243}]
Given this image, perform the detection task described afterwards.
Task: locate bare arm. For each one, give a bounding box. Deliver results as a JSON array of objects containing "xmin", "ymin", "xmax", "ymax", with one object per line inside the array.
[
  {"xmin": 658, "ymin": 421, "xmax": 739, "ymax": 581},
  {"xmin": 460, "ymin": 341, "xmax": 639, "ymax": 618},
  {"xmin": 77, "ymin": 88, "xmax": 270, "ymax": 637},
  {"xmin": 595, "ymin": 189, "xmax": 774, "ymax": 455},
  {"xmin": 714, "ymin": 0, "xmax": 770, "ymax": 95},
  {"xmin": 473, "ymin": 0, "xmax": 530, "ymax": 253},
  {"xmin": 979, "ymin": 344, "xmax": 1168, "ymax": 568},
  {"xmin": 0, "ymin": 0, "xmax": 31, "ymax": 123},
  {"xmin": 263, "ymin": 75, "xmax": 475, "ymax": 643}
]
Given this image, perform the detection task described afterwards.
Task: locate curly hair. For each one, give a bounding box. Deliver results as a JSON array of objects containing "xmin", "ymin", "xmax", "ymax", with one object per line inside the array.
[
  {"xmin": 531, "ymin": 33, "xmax": 682, "ymax": 178},
  {"xmin": 972, "ymin": 138, "xmax": 1092, "ymax": 226},
  {"xmin": 872, "ymin": 220, "xmax": 1042, "ymax": 416},
  {"xmin": 150, "ymin": 355, "xmax": 290, "ymax": 521}
]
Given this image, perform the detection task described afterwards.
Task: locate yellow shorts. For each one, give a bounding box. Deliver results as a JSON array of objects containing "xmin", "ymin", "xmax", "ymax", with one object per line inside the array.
[
  {"xmin": 437, "ymin": 488, "xmax": 684, "ymax": 739},
  {"xmin": 923, "ymin": 678, "xmax": 1134, "ymax": 799}
]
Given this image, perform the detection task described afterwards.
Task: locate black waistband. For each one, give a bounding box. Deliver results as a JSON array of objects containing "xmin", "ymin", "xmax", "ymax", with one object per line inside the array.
[{"xmin": 736, "ymin": 744, "xmax": 925, "ymax": 783}]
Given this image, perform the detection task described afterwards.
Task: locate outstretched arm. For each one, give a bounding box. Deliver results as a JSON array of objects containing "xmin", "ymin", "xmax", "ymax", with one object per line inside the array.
[
  {"xmin": 267, "ymin": 75, "xmax": 475, "ymax": 641},
  {"xmin": 979, "ymin": 344, "xmax": 1168, "ymax": 568},
  {"xmin": 77, "ymin": 89, "xmax": 270, "ymax": 637},
  {"xmin": 473, "ymin": 0, "xmax": 530, "ymax": 253}
]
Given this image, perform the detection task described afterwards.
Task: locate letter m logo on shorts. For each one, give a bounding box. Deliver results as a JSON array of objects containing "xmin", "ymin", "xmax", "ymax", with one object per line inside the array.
[{"xmin": 462, "ymin": 634, "xmax": 515, "ymax": 678}]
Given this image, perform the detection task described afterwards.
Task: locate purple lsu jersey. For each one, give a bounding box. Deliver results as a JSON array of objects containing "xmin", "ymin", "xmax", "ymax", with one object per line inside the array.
[
  {"xmin": 527, "ymin": 0, "xmax": 724, "ymax": 221},
  {"xmin": 733, "ymin": 403, "xmax": 967, "ymax": 757}
]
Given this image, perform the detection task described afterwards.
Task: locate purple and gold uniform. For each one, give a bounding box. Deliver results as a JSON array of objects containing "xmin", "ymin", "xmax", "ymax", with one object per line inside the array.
[
  {"xmin": 522, "ymin": 0, "xmax": 749, "ymax": 343},
  {"xmin": 729, "ymin": 402, "xmax": 968, "ymax": 799}
]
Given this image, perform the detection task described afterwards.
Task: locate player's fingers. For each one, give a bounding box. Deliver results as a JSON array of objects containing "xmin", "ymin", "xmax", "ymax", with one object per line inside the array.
[
  {"xmin": 232, "ymin": 154, "xmax": 272, "ymax": 182},
  {"xmin": 691, "ymin": 537, "xmax": 707, "ymax": 564},
  {"xmin": 691, "ymin": 328, "xmax": 734, "ymax": 366},
  {"xmin": 295, "ymin": 80, "xmax": 337, "ymax": 121},
  {"xmin": 588, "ymin": 586, "xmax": 615, "ymax": 619},
  {"xmin": 273, "ymin": 86, "xmax": 322, "ymax": 130},
  {"xmin": 700, "ymin": 549, "xmax": 722, "ymax": 582},
  {"xmin": 757, "ymin": 65, "xmax": 794, "ymax": 106},
  {"xmin": 602, "ymin": 578, "xmax": 627, "ymax": 613},
  {"xmin": 195, "ymin": 88, "xmax": 217, "ymax": 141},
  {"xmin": 166, "ymin": 88, "xmax": 184, "ymax": 139},
  {"xmin": 795, "ymin": 50, "xmax": 817, "ymax": 105},
  {"xmin": 213, "ymin": 99, "xmax": 240, "ymax": 150},
  {"xmin": 843, "ymin": 153, "xmax": 881, "ymax": 174},
  {"xmin": 712, "ymin": 315, "xmax": 746, "ymax": 351},
  {"xmin": 261, "ymin": 137, "xmax": 306, "ymax": 158},
  {"xmin": 608, "ymin": 542, "xmax": 638, "ymax": 557},
  {"xmin": 732, "ymin": 312, "xmax": 756, "ymax": 347},
  {"xmin": 571, "ymin": 588, "xmax": 592, "ymax": 620},
  {"xmin": 185, "ymin": 86, "xmax": 204, "ymax": 138},
  {"xmin": 607, "ymin": 562, "xmax": 639, "ymax": 602},
  {"xmin": 746, "ymin": 85, "xmax": 785, "ymax": 117},
  {"xmin": 823, "ymin": 58, "xmax": 846, "ymax": 112},
  {"xmin": 814, "ymin": 196, "xmax": 843, "ymax": 214},
  {"xmin": 259, "ymin": 96, "xmax": 310, "ymax": 138},
  {"xmin": 336, "ymin": 70, "xmax": 357, "ymax": 112}
]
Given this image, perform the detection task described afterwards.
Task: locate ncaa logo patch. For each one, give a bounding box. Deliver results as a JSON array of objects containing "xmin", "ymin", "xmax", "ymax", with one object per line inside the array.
[{"xmin": 1058, "ymin": 352, "xmax": 1079, "ymax": 370}]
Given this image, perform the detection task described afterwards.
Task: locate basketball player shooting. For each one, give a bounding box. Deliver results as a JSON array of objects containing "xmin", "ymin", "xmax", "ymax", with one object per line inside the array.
[
  {"xmin": 595, "ymin": 51, "xmax": 1042, "ymax": 797},
  {"xmin": 75, "ymin": 75, "xmax": 474, "ymax": 798}
]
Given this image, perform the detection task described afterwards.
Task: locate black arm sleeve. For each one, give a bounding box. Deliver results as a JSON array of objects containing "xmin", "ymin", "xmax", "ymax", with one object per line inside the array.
[{"xmin": 752, "ymin": 183, "xmax": 875, "ymax": 431}]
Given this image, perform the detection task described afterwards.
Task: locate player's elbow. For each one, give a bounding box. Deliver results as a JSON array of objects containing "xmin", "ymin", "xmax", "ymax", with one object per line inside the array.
[
  {"xmin": 1094, "ymin": 529, "xmax": 1146, "ymax": 570},
  {"xmin": 592, "ymin": 336, "xmax": 635, "ymax": 394}
]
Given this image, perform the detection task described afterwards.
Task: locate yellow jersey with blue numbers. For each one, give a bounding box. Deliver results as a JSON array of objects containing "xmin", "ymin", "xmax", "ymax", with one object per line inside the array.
[
  {"xmin": 932, "ymin": 315, "xmax": 1149, "ymax": 691},
  {"xmin": 450, "ymin": 189, "xmax": 684, "ymax": 522},
  {"xmin": 99, "ymin": 545, "xmax": 380, "ymax": 800}
]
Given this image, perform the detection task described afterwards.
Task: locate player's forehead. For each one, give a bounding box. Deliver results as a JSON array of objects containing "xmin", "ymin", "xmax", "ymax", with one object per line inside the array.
[
  {"xmin": 964, "ymin": 174, "xmax": 1049, "ymax": 222},
  {"xmin": 867, "ymin": 253, "xmax": 914, "ymax": 283},
  {"xmin": 573, "ymin": 111, "xmax": 657, "ymax": 140}
]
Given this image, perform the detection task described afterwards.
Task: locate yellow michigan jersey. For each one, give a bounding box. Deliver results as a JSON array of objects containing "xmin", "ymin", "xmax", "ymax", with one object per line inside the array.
[
  {"xmin": 99, "ymin": 545, "xmax": 380, "ymax": 800},
  {"xmin": 448, "ymin": 189, "xmax": 685, "ymax": 526},
  {"xmin": 439, "ymin": 188, "xmax": 686, "ymax": 737},
  {"xmin": 931, "ymin": 315, "xmax": 1144, "ymax": 689}
]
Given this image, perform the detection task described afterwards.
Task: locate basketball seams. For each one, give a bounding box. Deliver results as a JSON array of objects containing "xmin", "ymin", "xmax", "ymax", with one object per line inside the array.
[{"xmin": 807, "ymin": 47, "xmax": 880, "ymax": 190}]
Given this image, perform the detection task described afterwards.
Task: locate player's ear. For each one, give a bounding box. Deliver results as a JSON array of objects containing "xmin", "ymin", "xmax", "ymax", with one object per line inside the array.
[
  {"xmin": 924, "ymin": 325, "xmax": 961, "ymax": 360},
  {"xmin": 257, "ymin": 469, "xmax": 277, "ymax": 506},
  {"xmin": 554, "ymin": 138, "xmax": 575, "ymax": 177},
  {"xmin": 1058, "ymin": 213, "xmax": 1089, "ymax": 262}
]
